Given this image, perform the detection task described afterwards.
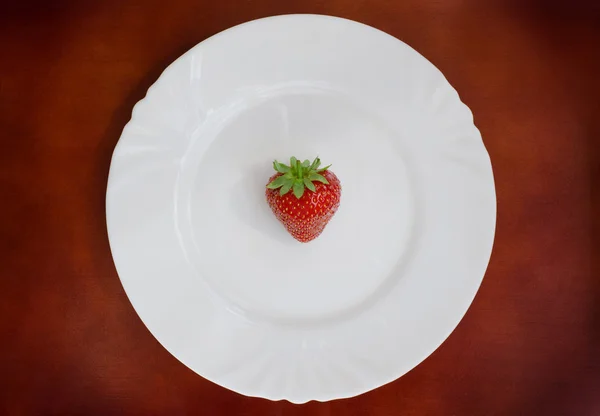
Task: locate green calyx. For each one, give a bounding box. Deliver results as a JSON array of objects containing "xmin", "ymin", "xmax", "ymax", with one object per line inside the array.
[{"xmin": 266, "ymin": 156, "xmax": 331, "ymax": 199}]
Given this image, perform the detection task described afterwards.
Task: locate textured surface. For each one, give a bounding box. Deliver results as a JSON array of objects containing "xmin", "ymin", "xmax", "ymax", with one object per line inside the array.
[
  {"xmin": 266, "ymin": 169, "xmax": 342, "ymax": 242},
  {"xmin": 0, "ymin": 0, "xmax": 598, "ymax": 414}
]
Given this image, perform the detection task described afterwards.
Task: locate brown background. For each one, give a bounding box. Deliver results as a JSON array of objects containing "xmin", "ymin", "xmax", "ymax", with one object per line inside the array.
[{"xmin": 1, "ymin": 0, "xmax": 598, "ymax": 414}]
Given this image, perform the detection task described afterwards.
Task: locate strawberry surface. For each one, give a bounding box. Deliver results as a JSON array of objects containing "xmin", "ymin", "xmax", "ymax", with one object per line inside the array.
[{"xmin": 265, "ymin": 158, "xmax": 341, "ymax": 242}]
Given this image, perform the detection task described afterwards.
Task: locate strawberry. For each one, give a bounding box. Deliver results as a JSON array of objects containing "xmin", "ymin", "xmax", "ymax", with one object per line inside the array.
[{"xmin": 266, "ymin": 156, "xmax": 341, "ymax": 242}]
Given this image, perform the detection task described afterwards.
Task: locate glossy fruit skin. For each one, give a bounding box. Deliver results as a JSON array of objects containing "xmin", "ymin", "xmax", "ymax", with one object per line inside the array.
[{"xmin": 266, "ymin": 170, "xmax": 341, "ymax": 242}]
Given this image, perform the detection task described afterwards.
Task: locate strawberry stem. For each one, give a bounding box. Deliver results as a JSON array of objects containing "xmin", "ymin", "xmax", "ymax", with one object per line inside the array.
[{"xmin": 266, "ymin": 156, "xmax": 331, "ymax": 198}]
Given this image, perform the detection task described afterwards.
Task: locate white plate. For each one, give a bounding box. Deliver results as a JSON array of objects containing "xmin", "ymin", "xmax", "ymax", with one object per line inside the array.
[{"xmin": 106, "ymin": 15, "xmax": 496, "ymax": 403}]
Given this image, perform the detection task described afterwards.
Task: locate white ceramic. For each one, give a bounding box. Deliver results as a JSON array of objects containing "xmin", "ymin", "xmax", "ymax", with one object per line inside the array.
[{"xmin": 106, "ymin": 14, "xmax": 496, "ymax": 403}]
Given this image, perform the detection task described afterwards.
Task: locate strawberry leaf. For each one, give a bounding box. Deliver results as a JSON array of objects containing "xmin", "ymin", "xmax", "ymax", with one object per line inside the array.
[
  {"xmin": 273, "ymin": 160, "xmax": 290, "ymax": 173},
  {"xmin": 270, "ymin": 156, "xmax": 333, "ymax": 198},
  {"xmin": 304, "ymin": 178, "xmax": 316, "ymax": 192},
  {"xmin": 280, "ymin": 182, "xmax": 293, "ymax": 195},
  {"xmin": 310, "ymin": 157, "xmax": 321, "ymax": 171},
  {"xmin": 266, "ymin": 175, "xmax": 289, "ymax": 189},
  {"xmin": 293, "ymin": 181, "xmax": 305, "ymax": 199},
  {"xmin": 308, "ymin": 173, "xmax": 329, "ymax": 184}
]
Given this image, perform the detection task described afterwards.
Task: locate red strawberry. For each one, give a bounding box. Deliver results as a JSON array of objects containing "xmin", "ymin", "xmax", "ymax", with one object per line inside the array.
[{"xmin": 266, "ymin": 157, "xmax": 341, "ymax": 242}]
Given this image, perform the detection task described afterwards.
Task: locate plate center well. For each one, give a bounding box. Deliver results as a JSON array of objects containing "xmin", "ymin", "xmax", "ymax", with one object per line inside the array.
[{"xmin": 176, "ymin": 91, "xmax": 415, "ymax": 324}]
